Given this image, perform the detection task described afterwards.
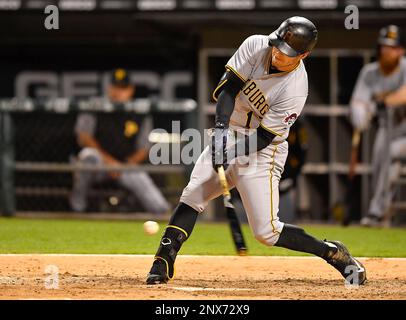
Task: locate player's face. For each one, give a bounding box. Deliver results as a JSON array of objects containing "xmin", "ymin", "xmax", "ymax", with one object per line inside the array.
[
  {"xmin": 380, "ymin": 45, "xmax": 405, "ymax": 65},
  {"xmin": 271, "ymin": 47, "xmax": 309, "ymax": 71},
  {"xmin": 108, "ymin": 85, "xmax": 135, "ymax": 103}
]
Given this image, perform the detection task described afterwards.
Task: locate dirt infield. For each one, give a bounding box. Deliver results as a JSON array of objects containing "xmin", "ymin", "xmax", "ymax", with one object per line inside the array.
[{"xmin": 0, "ymin": 255, "xmax": 405, "ymax": 300}]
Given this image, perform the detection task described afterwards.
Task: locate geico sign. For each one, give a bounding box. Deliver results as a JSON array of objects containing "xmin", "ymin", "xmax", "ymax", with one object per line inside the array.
[{"xmin": 15, "ymin": 71, "xmax": 193, "ymax": 100}]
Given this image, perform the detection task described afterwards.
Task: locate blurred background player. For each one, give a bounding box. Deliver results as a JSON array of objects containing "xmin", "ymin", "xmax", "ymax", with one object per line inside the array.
[
  {"xmin": 350, "ymin": 25, "xmax": 406, "ymax": 227},
  {"xmin": 70, "ymin": 68, "xmax": 170, "ymax": 215}
]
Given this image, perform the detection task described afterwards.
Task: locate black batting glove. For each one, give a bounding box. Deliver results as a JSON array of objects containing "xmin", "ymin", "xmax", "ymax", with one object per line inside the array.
[{"xmin": 211, "ymin": 122, "xmax": 229, "ymax": 172}]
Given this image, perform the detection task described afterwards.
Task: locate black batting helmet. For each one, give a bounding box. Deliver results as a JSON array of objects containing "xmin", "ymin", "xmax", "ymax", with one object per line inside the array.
[
  {"xmin": 269, "ymin": 16, "xmax": 318, "ymax": 57},
  {"xmin": 377, "ymin": 25, "xmax": 404, "ymax": 47}
]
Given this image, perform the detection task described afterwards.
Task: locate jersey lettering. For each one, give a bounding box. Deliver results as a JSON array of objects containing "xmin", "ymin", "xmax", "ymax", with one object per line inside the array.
[{"xmin": 242, "ymin": 80, "xmax": 270, "ymax": 116}]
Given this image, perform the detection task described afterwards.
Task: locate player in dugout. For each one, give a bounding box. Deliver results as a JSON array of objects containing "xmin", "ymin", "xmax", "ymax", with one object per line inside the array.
[
  {"xmin": 350, "ymin": 25, "xmax": 406, "ymax": 227},
  {"xmin": 70, "ymin": 68, "xmax": 170, "ymax": 215},
  {"xmin": 146, "ymin": 17, "xmax": 367, "ymax": 286}
]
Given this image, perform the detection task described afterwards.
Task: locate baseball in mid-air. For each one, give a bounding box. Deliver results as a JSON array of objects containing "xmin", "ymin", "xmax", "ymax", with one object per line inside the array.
[{"xmin": 143, "ymin": 221, "xmax": 160, "ymax": 235}]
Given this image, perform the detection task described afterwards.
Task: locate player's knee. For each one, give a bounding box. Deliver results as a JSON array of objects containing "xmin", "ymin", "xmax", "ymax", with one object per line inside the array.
[
  {"xmin": 254, "ymin": 232, "xmax": 269, "ymax": 245},
  {"xmin": 179, "ymin": 185, "xmax": 206, "ymax": 213},
  {"xmin": 78, "ymin": 148, "xmax": 102, "ymax": 164},
  {"xmin": 254, "ymin": 229, "xmax": 281, "ymax": 247}
]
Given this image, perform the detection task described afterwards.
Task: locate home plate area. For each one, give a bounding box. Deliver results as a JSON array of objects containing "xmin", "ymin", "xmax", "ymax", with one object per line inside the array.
[{"xmin": 0, "ymin": 255, "xmax": 405, "ymax": 300}]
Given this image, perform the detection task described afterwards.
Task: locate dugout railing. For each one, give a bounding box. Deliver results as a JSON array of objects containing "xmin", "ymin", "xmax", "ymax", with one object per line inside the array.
[{"xmin": 0, "ymin": 98, "xmax": 197, "ymax": 217}]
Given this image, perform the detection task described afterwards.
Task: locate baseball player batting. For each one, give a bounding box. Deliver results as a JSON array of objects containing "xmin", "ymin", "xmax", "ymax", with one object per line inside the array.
[{"xmin": 146, "ymin": 17, "xmax": 366, "ymax": 285}]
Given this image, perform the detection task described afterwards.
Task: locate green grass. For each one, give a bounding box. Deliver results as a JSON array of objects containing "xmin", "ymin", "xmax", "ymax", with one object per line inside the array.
[{"xmin": 0, "ymin": 218, "xmax": 405, "ymax": 257}]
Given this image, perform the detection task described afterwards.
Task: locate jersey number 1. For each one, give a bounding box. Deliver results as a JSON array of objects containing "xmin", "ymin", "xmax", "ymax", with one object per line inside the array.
[{"xmin": 245, "ymin": 111, "xmax": 253, "ymax": 128}]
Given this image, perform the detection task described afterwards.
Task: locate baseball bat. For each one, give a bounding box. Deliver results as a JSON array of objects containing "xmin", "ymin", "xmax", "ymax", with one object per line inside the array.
[
  {"xmin": 217, "ymin": 166, "xmax": 248, "ymax": 256},
  {"xmin": 341, "ymin": 129, "xmax": 361, "ymax": 226}
]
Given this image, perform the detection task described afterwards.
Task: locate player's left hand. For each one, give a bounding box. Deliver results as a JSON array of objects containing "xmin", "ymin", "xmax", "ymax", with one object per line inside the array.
[{"xmin": 211, "ymin": 125, "xmax": 228, "ymax": 172}]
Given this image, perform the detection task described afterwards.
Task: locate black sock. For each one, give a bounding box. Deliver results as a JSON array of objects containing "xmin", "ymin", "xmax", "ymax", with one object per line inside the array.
[
  {"xmin": 275, "ymin": 224, "xmax": 337, "ymax": 260},
  {"xmin": 167, "ymin": 202, "xmax": 199, "ymax": 235},
  {"xmin": 154, "ymin": 202, "xmax": 198, "ymax": 277}
]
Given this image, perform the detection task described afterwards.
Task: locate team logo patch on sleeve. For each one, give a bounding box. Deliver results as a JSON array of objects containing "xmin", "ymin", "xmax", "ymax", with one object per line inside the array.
[{"xmin": 283, "ymin": 113, "xmax": 298, "ymax": 127}]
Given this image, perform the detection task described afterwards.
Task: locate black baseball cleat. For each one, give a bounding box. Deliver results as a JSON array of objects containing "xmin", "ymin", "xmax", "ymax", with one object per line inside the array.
[
  {"xmin": 324, "ymin": 240, "xmax": 367, "ymax": 285},
  {"xmin": 146, "ymin": 258, "xmax": 170, "ymax": 285}
]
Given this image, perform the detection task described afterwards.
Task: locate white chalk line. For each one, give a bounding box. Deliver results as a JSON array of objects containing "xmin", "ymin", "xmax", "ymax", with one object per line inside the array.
[
  {"xmin": 170, "ymin": 286, "xmax": 253, "ymax": 292},
  {"xmin": 0, "ymin": 254, "xmax": 405, "ymax": 260}
]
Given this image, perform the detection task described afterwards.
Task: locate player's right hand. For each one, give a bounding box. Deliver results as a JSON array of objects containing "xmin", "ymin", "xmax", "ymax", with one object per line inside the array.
[{"xmin": 211, "ymin": 124, "xmax": 228, "ymax": 172}]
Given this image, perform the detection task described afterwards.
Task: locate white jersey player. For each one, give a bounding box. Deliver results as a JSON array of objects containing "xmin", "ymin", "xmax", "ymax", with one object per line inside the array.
[
  {"xmin": 350, "ymin": 25, "xmax": 406, "ymax": 226},
  {"xmin": 147, "ymin": 17, "xmax": 366, "ymax": 286}
]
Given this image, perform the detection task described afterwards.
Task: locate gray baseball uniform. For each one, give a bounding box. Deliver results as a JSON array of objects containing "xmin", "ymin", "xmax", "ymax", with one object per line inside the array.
[
  {"xmin": 180, "ymin": 35, "xmax": 308, "ymax": 245},
  {"xmin": 70, "ymin": 112, "xmax": 170, "ymax": 214},
  {"xmin": 350, "ymin": 57, "xmax": 406, "ymax": 218}
]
